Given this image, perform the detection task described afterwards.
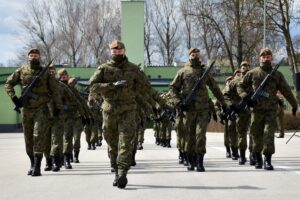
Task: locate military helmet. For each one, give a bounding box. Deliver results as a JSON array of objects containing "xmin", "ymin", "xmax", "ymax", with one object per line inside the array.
[
  {"xmin": 259, "ymin": 48, "xmax": 272, "ymax": 56},
  {"xmin": 233, "ymin": 69, "xmax": 241, "ymax": 76},
  {"xmin": 225, "ymin": 76, "xmax": 233, "ymax": 83},
  {"xmin": 57, "ymin": 68, "xmax": 68, "ymax": 76},
  {"xmin": 28, "ymin": 48, "xmax": 40, "ymax": 55},
  {"xmin": 240, "ymin": 61, "xmax": 249, "ymax": 67},
  {"xmin": 189, "ymin": 48, "xmax": 200, "ymax": 55},
  {"xmin": 68, "ymin": 77, "xmax": 77, "ymax": 85},
  {"xmin": 109, "ymin": 40, "xmax": 125, "ymax": 49}
]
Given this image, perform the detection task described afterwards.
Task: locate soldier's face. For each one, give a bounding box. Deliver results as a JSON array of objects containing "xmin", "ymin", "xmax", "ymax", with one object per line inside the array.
[
  {"xmin": 28, "ymin": 53, "xmax": 40, "ymax": 61},
  {"xmin": 260, "ymin": 55, "xmax": 272, "ymax": 62},
  {"xmin": 60, "ymin": 73, "xmax": 69, "ymax": 81},
  {"xmin": 190, "ymin": 52, "xmax": 201, "ymax": 60},
  {"xmin": 240, "ymin": 65, "xmax": 249, "ymax": 73},
  {"xmin": 49, "ymin": 68, "xmax": 56, "ymax": 76},
  {"xmin": 111, "ymin": 48, "xmax": 125, "ymax": 56},
  {"xmin": 235, "ymin": 72, "xmax": 241, "ymax": 78}
]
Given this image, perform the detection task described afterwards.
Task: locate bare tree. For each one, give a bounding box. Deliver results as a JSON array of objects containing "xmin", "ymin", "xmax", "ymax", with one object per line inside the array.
[
  {"xmin": 81, "ymin": 0, "xmax": 120, "ymax": 66},
  {"xmin": 54, "ymin": 0, "xmax": 86, "ymax": 67},
  {"xmin": 18, "ymin": 0, "xmax": 56, "ymax": 63},
  {"xmin": 261, "ymin": 0, "xmax": 300, "ymax": 102},
  {"xmin": 150, "ymin": 0, "xmax": 181, "ymax": 66}
]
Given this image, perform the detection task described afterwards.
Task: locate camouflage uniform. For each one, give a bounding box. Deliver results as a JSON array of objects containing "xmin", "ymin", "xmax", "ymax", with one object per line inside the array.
[
  {"xmin": 50, "ymin": 82, "xmax": 81, "ymax": 171},
  {"xmin": 222, "ymin": 76, "xmax": 239, "ymax": 160},
  {"xmin": 170, "ymin": 53, "xmax": 226, "ymax": 172},
  {"xmin": 4, "ymin": 49, "xmax": 62, "ymax": 176},
  {"xmin": 89, "ymin": 41, "xmax": 163, "ymax": 188},
  {"xmin": 276, "ymin": 95, "xmax": 285, "ymax": 138},
  {"xmin": 237, "ymin": 48, "xmax": 298, "ymax": 170},
  {"xmin": 85, "ymin": 98, "xmax": 102, "ymax": 150}
]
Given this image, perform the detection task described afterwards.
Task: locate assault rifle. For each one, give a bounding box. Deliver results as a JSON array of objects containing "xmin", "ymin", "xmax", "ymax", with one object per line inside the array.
[
  {"xmin": 222, "ymin": 58, "xmax": 284, "ymax": 119},
  {"xmin": 178, "ymin": 60, "xmax": 216, "ymax": 113},
  {"xmin": 14, "ymin": 60, "xmax": 53, "ymax": 113},
  {"xmin": 286, "ymin": 126, "xmax": 300, "ymax": 144}
]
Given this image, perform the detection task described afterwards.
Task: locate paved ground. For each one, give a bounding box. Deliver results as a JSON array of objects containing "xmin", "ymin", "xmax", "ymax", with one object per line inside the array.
[{"xmin": 0, "ymin": 129, "xmax": 300, "ymax": 200}]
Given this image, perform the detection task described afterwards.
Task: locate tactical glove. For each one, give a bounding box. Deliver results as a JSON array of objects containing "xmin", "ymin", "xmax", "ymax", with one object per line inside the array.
[
  {"xmin": 12, "ymin": 96, "xmax": 22, "ymax": 108},
  {"xmin": 292, "ymin": 107, "xmax": 298, "ymax": 116},
  {"xmin": 243, "ymin": 94, "xmax": 256, "ymax": 107}
]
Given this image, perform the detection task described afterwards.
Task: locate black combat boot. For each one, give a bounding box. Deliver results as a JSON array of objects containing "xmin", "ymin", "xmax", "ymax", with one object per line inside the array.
[
  {"xmin": 196, "ymin": 154, "xmax": 205, "ymax": 172},
  {"xmin": 226, "ymin": 146, "xmax": 231, "ymax": 158},
  {"xmin": 166, "ymin": 139, "xmax": 171, "ymax": 148},
  {"xmin": 231, "ymin": 147, "xmax": 239, "ymax": 160},
  {"xmin": 27, "ymin": 155, "xmax": 34, "ymax": 175},
  {"xmin": 117, "ymin": 175, "xmax": 128, "ymax": 189},
  {"xmin": 64, "ymin": 154, "xmax": 72, "ymax": 169},
  {"xmin": 183, "ymin": 152, "xmax": 188, "ymax": 166},
  {"xmin": 70, "ymin": 152, "xmax": 74, "ymax": 163},
  {"xmin": 187, "ymin": 153, "xmax": 195, "ymax": 171},
  {"xmin": 131, "ymin": 148, "xmax": 137, "ymax": 166},
  {"xmin": 113, "ymin": 174, "xmax": 119, "ymax": 186},
  {"xmin": 249, "ymin": 152, "xmax": 256, "ymax": 166},
  {"xmin": 137, "ymin": 143, "xmax": 143, "ymax": 150},
  {"xmin": 32, "ymin": 156, "xmax": 42, "ymax": 176},
  {"xmin": 44, "ymin": 157, "xmax": 53, "ymax": 171},
  {"xmin": 96, "ymin": 140, "xmax": 102, "ymax": 146},
  {"xmin": 255, "ymin": 152, "xmax": 263, "ymax": 169},
  {"xmin": 74, "ymin": 150, "xmax": 80, "ymax": 163},
  {"xmin": 155, "ymin": 138, "xmax": 160, "ymax": 145},
  {"xmin": 161, "ymin": 139, "xmax": 166, "ymax": 147},
  {"xmin": 87, "ymin": 142, "xmax": 92, "ymax": 150},
  {"xmin": 178, "ymin": 151, "xmax": 184, "ymax": 164},
  {"xmin": 92, "ymin": 142, "xmax": 96, "ymax": 150},
  {"xmin": 263, "ymin": 153, "xmax": 274, "ymax": 170},
  {"xmin": 239, "ymin": 150, "xmax": 247, "ymax": 165},
  {"xmin": 52, "ymin": 156, "xmax": 61, "ymax": 172}
]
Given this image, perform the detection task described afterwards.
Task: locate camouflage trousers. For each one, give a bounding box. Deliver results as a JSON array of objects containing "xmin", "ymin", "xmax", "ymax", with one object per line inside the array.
[
  {"xmin": 85, "ymin": 123, "xmax": 100, "ymax": 144},
  {"xmin": 184, "ymin": 110, "xmax": 210, "ymax": 154},
  {"xmin": 160, "ymin": 120, "xmax": 172, "ymax": 140},
  {"xmin": 103, "ymin": 110, "xmax": 137, "ymax": 176},
  {"xmin": 43, "ymin": 115, "xmax": 65, "ymax": 158},
  {"xmin": 22, "ymin": 105, "xmax": 49, "ymax": 158},
  {"xmin": 72, "ymin": 117, "xmax": 83, "ymax": 151},
  {"xmin": 224, "ymin": 119, "xmax": 238, "ymax": 149},
  {"xmin": 98, "ymin": 120, "xmax": 103, "ymax": 142},
  {"xmin": 250, "ymin": 109, "xmax": 277, "ymax": 154},
  {"xmin": 276, "ymin": 108, "xmax": 284, "ymax": 135},
  {"xmin": 175, "ymin": 115, "xmax": 185, "ymax": 152},
  {"xmin": 137, "ymin": 120, "xmax": 145, "ymax": 144},
  {"xmin": 153, "ymin": 121, "xmax": 161, "ymax": 139},
  {"xmin": 236, "ymin": 112, "xmax": 251, "ymax": 151},
  {"xmin": 63, "ymin": 115, "xmax": 75, "ymax": 155}
]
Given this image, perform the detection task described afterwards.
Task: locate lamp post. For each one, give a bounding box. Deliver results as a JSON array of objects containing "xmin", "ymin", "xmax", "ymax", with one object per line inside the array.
[{"xmin": 263, "ymin": 0, "xmax": 266, "ymax": 47}]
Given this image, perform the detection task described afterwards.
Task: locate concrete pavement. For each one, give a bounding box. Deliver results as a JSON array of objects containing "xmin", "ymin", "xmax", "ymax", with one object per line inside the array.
[{"xmin": 0, "ymin": 129, "xmax": 299, "ymax": 200}]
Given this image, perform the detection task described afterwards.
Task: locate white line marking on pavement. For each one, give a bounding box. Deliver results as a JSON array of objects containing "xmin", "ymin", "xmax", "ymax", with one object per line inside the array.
[{"xmin": 210, "ymin": 146, "xmax": 226, "ymax": 152}]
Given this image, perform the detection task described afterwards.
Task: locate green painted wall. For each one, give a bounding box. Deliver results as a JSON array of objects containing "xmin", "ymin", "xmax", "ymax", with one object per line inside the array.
[
  {"xmin": 121, "ymin": 1, "xmax": 144, "ymax": 69},
  {"xmin": 0, "ymin": 85, "xmax": 22, "ymax": 124}
]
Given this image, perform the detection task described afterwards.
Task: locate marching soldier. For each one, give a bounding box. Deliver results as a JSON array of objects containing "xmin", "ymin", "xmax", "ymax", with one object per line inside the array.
[
  {"xmin": 237, "ymin": 48, "xmax": 298, "ymax": 170},
  {"xmin": 170, "ymin": 48, "xmax": 227, "ymax": 172},
  {"xmin": 89, "ymin": 40, "xmax": 164, "ymax": 188},
  {"xmin": 4, "ymin": 48, "xmax": 62, "ymax": 176}
]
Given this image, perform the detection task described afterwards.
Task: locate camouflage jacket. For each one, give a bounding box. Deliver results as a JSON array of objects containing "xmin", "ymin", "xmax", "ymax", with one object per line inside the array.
[
  {"xmin": 170, "ymin": 61, "xmax": 225, "ymax": 111},
  {"xmin": 89, "ymin": 57, "xmax": 163, "ymax": 114},
  {"xmin": 237, "ymin": 66, "xmax": 297, "ymax": 111},
  {"xmin": 222, "ymin": 76, "xmax": 242, "ymax": 106},
  {"xmin": 5, "ymin": 64, "xmax": 62, "ymax": 109}
]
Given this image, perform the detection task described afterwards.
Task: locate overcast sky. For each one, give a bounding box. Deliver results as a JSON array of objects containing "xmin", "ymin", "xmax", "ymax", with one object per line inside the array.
[{"xmin": 0, "ymin": 0, "xmax": 299, "ymax": 66}]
